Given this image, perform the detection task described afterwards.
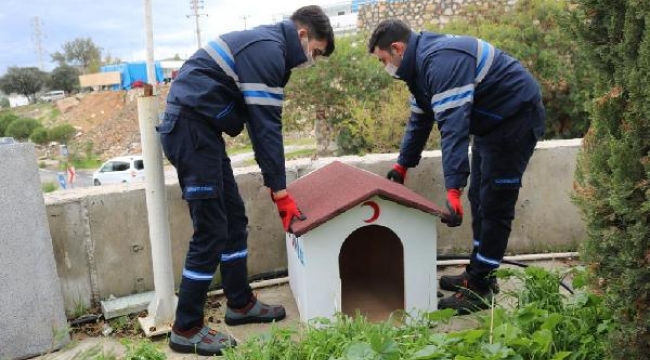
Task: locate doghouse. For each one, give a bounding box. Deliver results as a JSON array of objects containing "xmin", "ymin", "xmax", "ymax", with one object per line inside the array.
[{"xmin": 286, "ymin": 161, "xmax": 445, "ymax": 322}]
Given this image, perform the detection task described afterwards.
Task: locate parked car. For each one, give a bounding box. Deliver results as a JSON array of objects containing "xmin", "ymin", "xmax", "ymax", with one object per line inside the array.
[
  {"xmin": 92, "ymin": 155, "xmax": 145, "ymax": 186},
  {"xmin": 40, "ymin": 90, "xmax": 66, "ymax": 102}
]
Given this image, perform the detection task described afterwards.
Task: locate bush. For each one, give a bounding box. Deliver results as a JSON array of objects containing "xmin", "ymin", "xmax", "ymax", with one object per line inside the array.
[
  {"xmin": 436, "ymin": 0, "xmax": 594, "ymax": 139},
  {"xmin": 0, "ymin": 97, "xmax": 9, "ymax": 108},
  {"xmin": 30, "ymin": 127, "xmax": 49, "ymax": 145},
  {"xmin": 5, "ymin": 117, "xmax": 42, "ymax": 140},
  {"xmin": 571, "ymin": 0, "xmax": 650, "ymax": 357},
  {"xmin": 0, "ymin": 112, "xmax": 19, "ymax": 136},
  {"xmin": 48, "ymin": 123, "xmax": 76, "ymax": 144}
]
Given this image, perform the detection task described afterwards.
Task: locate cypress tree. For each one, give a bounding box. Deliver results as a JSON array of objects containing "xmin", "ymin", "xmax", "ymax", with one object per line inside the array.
[{"xmin": 572, "ymin": 1, "xmax": 650, "ymax": 357}]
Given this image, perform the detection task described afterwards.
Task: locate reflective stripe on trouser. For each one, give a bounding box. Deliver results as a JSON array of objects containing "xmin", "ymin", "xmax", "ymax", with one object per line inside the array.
[
  {"xmin": 158, "ymin": 113, "xmax": 252, "ymax": 330},
  {"xmin": 466, "ymin": 101, "xmax": 545, "ymax": 284}
]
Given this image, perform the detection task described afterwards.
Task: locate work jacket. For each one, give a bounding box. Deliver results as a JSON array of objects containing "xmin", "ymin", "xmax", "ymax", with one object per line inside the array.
[
  {"xmin": 395, "ymin": 32, "xmax": 541, "ymax": 189},
  {"xmin": 166, "ymin": 20, "xmax": 308, "ymax": 191}
]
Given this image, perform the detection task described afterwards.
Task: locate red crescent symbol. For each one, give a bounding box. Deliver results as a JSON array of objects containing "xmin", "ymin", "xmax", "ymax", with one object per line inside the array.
[{"xmin": 362, "ymin": 201, "xmax": 380, "ymax": 223}]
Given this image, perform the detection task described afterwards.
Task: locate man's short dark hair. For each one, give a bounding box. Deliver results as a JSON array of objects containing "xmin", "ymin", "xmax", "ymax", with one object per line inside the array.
[
  {"xmin": 291, "ymin": 5, "xmax": 335, "ymax": 56},
  {"xmin": 368, "ymin": 19, "xmax": 411, "ymax": 54}
]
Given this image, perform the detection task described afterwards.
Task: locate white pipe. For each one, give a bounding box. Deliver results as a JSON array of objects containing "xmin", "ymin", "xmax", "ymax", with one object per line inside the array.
[
  {"xmin": 207, "ymin": 277, "xmax": 290, "ymax": 297},
  {"xmin": 437, "ymin": 252, "xmax": 579, "ymax": 267},
  {"xmin": 137, "ymin": 95, "xmax": 176, "ymax": 327},
  {"xmin": 205, "ymin": 252, "xmax": 580, "ymax": 296}
]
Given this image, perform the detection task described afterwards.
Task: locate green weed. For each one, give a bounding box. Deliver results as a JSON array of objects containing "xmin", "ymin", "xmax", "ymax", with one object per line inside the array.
[
  {"xmin": 223, "ymin": 267, "xmax": 612, "ymax": 360},
  {"xmin": 122, "ymin": 340, "xmax": 166, "ymax": 360}
]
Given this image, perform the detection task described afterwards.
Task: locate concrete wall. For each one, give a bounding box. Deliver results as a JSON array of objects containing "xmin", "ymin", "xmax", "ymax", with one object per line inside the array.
[
  {"xmin": 0, "ymin": 144, "xmax": 69, "ymax": 360},
  {"xmin": 357, "ymin": 0, "xmax": 518, "ymax": 32},
  {"xmin": 44, "ymin": 139, "xmax": 584, "ymax": 316}
]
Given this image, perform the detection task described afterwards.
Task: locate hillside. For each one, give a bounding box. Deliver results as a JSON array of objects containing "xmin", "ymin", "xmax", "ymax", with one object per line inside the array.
[{"xmin": 8, "ymin": 86, "xmax": 170, "ymax": 159}]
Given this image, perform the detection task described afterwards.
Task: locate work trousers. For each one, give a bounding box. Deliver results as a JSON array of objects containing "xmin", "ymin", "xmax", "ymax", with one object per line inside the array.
[
  {"xmin": 466, "ymin": 101, "xmax": 546, "ymax": 287},
  {"xmin": 157, "ymin": 112, "xmax": 252, "ymax": 330}
]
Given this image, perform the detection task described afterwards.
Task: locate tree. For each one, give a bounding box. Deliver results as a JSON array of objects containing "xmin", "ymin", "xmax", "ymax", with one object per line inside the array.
[
  {"xmin": 438, "ymin": 0, "xmax": 593, "ymax": 139},
  {"xmin": 51, "ymin": 38, "xmax": 102, "ymax": 74},
  {"xmin": 0, "ymin": 96, "xmax": 9, "ymax": 108},
  {"xmin": 48, "ymin": 123, "xmax": 76, "ymax": 144},
  {"xmin": 0, "ymin": 67, "xmax": 47, "ymax": 102},
  {"xmin": 571, "ymin": 0, "xmax": 650, "ymax": 357},
  {"xmin": 103, "ymin": 53, "xmax": 122, "ymax": 66},
  {"xmin": 0, "ymin": 112, "xmax": 19, "ymax": 136},
  {"xmin": 5, "ymin": 118, "xmax": 42, "ymax": 141},
  {"xmin": 30, "ymin": 127, "xmax": 49, "ymax": 145},
  {"xmin": 49, "ymin": 65, "xmax": 79, "ymax": 93},
  {"xmin": 284, "ymin": 34, "xmax": 393, "ymax": 155}
]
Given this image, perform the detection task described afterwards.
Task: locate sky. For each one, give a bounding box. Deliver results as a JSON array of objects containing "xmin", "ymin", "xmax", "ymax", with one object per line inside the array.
[{"xmin": 0, "ymin": 0, "xmax": 346, "ymax": 75}]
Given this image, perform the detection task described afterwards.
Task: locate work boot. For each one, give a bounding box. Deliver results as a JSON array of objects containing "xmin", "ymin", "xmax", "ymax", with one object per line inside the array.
[
  {"xmin": 438, "ymin": 280, "xmax": 494, "ymax": 315},
  {"xmin": 169, "ymin": 324, "xmax": 236, "ymax": 356},
  {"xmin": 225, "ymin": 296, "xmax": 286, "ymax": 326},
  {"xmin": 439, "ymin": 271, "xmax": 499, "ymax": 294}
]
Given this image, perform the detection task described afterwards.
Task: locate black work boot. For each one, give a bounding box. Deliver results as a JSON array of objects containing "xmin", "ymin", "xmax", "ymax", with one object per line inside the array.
[
  {"xmin": 439, "ymin": 271, "xmax": 499, "ymax": 294},
  {"xmin": 438, "ymin": 286, "xmax": 494, "ymax": 315},
  {"xmin": 438, "ymin": 272, "xmax": 494, "ymax": 315}
]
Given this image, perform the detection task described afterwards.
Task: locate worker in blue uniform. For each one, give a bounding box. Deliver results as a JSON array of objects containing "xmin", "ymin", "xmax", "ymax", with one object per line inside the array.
[
  {"xmin": 368, "ymin": 20, "xmax": 545, "ymax": 315},
  {"xmin": 157, "ymin": 6, "xmax": 334, "ymax": 355}
]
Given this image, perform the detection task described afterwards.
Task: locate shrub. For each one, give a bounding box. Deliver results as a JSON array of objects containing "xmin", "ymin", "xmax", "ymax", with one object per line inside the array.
[
  {"xmin": 0, "ymin": 112, "xmax": 19, "ymax": 136},
  {"xmin": 5, "ymin": 117, "xmax": 42, "ymax": 141},
  {"xmin": 571, "ymin": 0, "xmax": 650, "ymax": 357},
  {"xmin": 48, "ymin": 123, "xmax": 76, "ymax": 144},
  {"xmin": 30, "ymin": 127, "xmax": 49, "ymax": 145}
]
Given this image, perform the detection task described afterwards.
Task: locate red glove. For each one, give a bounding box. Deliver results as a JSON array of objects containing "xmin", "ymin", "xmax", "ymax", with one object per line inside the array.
[
  {"xmin": 386, "ymin": 163, "xmax": 408, "ymax": 184},
  {"xmin": 442, "ymin": 188, "xmax": 463, "ymax": 227},
  {"xmin": 272, "ymin": 192, "xmax": 306, "ymax": 232}
]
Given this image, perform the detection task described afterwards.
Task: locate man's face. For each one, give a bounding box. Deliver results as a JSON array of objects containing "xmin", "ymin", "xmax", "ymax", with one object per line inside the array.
[
  {"xmin": 298, "ymin": 28, "xmax": 327, "ymax": 60},
  {"xmin": 372, "ymin": 43, "xmax": 405, "ymax": 69}
]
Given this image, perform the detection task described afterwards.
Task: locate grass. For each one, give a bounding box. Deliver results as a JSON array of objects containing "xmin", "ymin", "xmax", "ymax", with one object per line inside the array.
[
  {"xmin": 57, "ymin": 157, "xmax": 103, "ymax": 170},
  {"xmin": 228, "ymin": 144, "xmax": 254, "ymax": 156},
  {"xmin": 42, "ymin": 181, "xmax": 58, "ymax": 193}
]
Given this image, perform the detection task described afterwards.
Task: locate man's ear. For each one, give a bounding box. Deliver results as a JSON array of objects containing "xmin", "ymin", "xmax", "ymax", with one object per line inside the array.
[
  {"xmin": 298, "ymin": 28, "xmax": 308, "ymax": 39},
  {"xmin": 391, "ymin": 42, "xmax": 406, "ymax": 56}
]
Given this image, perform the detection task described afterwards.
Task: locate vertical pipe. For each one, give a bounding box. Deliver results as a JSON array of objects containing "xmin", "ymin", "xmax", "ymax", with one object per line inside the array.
[
  {"xmin": 137, "ymin": 94, "xmax": 176, "ymax": 328},
  {"xmin": 138, "ymin": 0, "xmax": 176, "ymax": 332}
]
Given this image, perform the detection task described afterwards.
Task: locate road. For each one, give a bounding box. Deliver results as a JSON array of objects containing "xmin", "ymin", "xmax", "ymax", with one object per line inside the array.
[
  {"xmin": 39, "ymin": 168, "xmax": 93, "ymax": 189},
  {"xmin": 38, "ymin": 145, "xmax": 312, "ymax": 190}
]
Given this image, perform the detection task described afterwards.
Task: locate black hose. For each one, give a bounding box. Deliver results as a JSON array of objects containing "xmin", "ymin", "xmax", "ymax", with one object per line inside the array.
[{"xmin": 437, "ymin": 254, "xmax": 574, "ymax": 294}]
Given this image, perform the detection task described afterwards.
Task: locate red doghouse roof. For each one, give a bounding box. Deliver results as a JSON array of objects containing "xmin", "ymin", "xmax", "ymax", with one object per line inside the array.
[{"xmin": 287, "ymin": 161, "xmax": 447, "ymax": 236}]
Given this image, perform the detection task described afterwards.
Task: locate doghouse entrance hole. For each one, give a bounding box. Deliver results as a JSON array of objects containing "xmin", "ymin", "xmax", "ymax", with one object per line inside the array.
[{"xmin": 339, "ymin": 225, "xmax": 404, "ymax": 322}]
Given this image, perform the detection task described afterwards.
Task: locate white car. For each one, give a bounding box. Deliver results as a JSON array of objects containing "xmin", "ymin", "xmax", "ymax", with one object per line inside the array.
[
  {"xmin": 40, "ymin": 90, "xmax": 66, "ymax": 102},
  {"xmin": 92, "ymin": 155, "xmax": 145, "ymax": 186}
]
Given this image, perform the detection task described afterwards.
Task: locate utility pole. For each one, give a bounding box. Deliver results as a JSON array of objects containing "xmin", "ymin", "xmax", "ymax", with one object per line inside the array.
[
  {"xmin": 241, "ymin": 15, "xmax": 250, "ymax": 30},
  {"xmin": 31, "ymin": 17, "xmax": 45, "ymax": 70},
  {"xmin": 187, "ymin": 0, "xmax": 207, "ymax": 49}
]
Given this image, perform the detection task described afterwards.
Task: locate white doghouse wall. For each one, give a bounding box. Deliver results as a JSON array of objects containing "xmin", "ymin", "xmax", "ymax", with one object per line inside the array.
[{"xmin": 286, "ymin": 196, "xmax": 438, "ymax": 322}]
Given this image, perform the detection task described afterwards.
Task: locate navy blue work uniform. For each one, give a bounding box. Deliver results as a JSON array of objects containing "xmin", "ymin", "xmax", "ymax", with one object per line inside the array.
[
  {"xmin": 156, "ymin": 20, "xmax": 309, "ymax": 330},
  {"xmin": 394, "ymin": 32, "xmax": 546, "ymax": 284}
]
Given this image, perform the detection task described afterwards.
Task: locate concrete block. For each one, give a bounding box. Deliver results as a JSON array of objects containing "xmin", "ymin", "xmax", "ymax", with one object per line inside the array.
[
  {"xmin": 101, "ymin": 291, "xmax": 154, "ymax": 320},
  {"xmin": 0, "ymin": 143, "xmax": 69, "ymax": 360}
]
